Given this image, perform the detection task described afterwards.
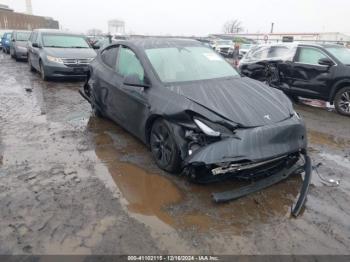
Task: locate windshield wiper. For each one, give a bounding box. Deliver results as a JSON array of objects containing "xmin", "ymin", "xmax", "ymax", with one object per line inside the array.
[
  {"xmin": 45, "ymin": 45, "xmax": 65, "ymax": 48},
  {"xmin": 68, "ymin": 46, "xmax": 89, "ymax": 49}
]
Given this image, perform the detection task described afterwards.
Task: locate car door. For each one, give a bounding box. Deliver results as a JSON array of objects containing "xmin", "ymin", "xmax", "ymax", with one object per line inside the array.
[
  {"xmin": 94, "ymin": 45, "xmax": 121, "ymax": 121},
  {"xmin": 289, "ymin": 46, "xmax": 336, "ymax": 99},
  {"xmin": 114, "ymin": 45, "xmax": 150, "ymax": 138},
  {"xmin": 28, "ymin": 32, "xmax": 40, "ymax": 69}
]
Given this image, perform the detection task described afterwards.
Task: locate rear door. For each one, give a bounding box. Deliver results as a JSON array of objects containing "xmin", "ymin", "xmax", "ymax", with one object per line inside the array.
[
  {"xmin": 289, "ymin": 46, "xmax": 336, "ymax": 99},
  {"xmin": 28, "ymin": 32, "xmax": 40, "ymax": 69},
  {"xmin": 94, "ymin": 45, "xmax": 120, "ymax": 121}
]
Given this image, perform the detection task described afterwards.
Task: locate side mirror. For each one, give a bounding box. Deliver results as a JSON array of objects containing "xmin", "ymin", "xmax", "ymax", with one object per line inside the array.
[
  {"xmin": 32, "ymin": 43, "xmax": 41, "ymax": 48},
  {"xmin": 12, "ymin": 39, "xmax": 16, "ymax": 42},
  {"xmin": 318, "ymin": 57, "xmax": 334, "ymax": 66},
  {"xmin": 92, "ymin": 44, "xmax": 100, "ymax": 50},
  {"xmin": 123, "ymin": 74, "xmax": 150, "ymax": 88}
]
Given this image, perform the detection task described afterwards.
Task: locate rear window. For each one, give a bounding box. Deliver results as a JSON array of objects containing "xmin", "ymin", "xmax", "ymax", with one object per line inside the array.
[{"xmin": 16, "ymin": 32, "xmax": 31, "ymax": 41}]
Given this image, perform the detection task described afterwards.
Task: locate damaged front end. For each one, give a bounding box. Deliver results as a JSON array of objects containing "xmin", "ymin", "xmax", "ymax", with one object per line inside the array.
[{"xmin": 175, "ymin": 113, "xmax": 311, "ymax": 217}]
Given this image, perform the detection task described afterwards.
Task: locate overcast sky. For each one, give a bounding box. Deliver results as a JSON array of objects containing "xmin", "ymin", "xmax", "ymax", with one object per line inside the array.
[{"xmin": 1, "ymin": 0, "xmax": 349, "ymax": 35}]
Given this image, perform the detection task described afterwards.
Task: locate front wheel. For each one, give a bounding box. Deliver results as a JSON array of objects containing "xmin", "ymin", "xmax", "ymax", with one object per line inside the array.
[
  {"xmin": 150, "ymin": 119, "xmax": 182, "ymax": 173},
  {"xmin": 334, "ymin": 87, "xmax": 350, "ymax": 116},
  {"xmin": 39, "ymin": 61, "xmax": 48, "ymax": 81}
]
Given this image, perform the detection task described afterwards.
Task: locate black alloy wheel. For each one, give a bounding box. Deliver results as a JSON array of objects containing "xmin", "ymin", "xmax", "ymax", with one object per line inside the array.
[
  {"xmin": 334, "ymin": 87, "xmax": 350, "ymax": 116},
  {"xmin": 150, "ymin": 119, "xmax": 182, "ymax": 173}
]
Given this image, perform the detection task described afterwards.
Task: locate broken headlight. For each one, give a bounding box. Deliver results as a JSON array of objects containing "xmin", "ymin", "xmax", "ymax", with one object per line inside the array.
[{"xmin": 193, "ymin": 118, "xmax": 221, "ymax": 137}]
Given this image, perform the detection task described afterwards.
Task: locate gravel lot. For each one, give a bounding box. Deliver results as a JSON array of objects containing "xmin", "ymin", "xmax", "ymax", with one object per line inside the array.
[{"xmin": 0, "ymin": 53, "xmax": 350, "ymax": 255}]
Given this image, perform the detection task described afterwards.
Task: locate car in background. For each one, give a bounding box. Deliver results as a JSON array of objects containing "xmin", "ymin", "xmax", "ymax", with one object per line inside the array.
[
  {"xmin": 211, "ymin": 39, "xmax": 233, "ymax": 57},
  {"xmin": 238, "ymin": 43, "xmax": 254, "ymax": 59},
  {"xmin": 239, "ymin": 43, "xmax": 350, "ymax": 116},
  {"xmin": 27, "ymin": 29, "xmax": 97, "ymax": 80},
  {"xmin": 10, "ymin": 30, "xmax": 31, "ymax": 60},
  {"xmin": 1, "ymin": 32, "xmax": 12, "ymax": 54},
  {"xmin": 0, "ymin": 30, "xmax": 8, "ymax": 50},
  {"xmin": 90, "ymin": 36, "xmax": 113, "ymax": 50}
]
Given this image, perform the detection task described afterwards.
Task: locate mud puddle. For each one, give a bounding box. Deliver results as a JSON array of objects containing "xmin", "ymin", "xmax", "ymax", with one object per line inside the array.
[{"xmin": 88, "ymin": 117, "xmax": 303, "ymax": 235}]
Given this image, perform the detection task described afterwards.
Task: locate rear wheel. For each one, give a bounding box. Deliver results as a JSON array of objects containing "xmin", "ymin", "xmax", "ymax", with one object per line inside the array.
[
  {"xmin": 334, "ymin": 87, "xmax": 350, "ymax": 116},
  {"xmin": 150, "ymin": 119, "xmax": 182, "ymax": 173},
  {"xmin": 91, "ymin": 102, "xmax": 103, "ymax": 118},
  {"xmin": 28, "ymin": 55, "xmax": 36, "ymax": 72}
]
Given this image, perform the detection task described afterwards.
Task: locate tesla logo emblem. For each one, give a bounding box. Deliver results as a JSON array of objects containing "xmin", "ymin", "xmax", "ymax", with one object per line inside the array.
[{"xmin": 264, "ymin": 115, "xmax": 271, "ymax": 120}]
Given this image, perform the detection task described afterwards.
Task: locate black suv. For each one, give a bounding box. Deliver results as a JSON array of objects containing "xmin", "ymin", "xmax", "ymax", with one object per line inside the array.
[{"xmin": 239, "ymin": 43, "xmax": 350, "ymax": 116}]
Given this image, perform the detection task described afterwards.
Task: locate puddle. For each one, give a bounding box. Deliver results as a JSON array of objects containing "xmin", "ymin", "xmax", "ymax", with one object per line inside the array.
[
  {"xmin": 308, "ymin": 130, "xmax": 350, "ymax": 149},
  {"xmin": 89, "ymin": 117, "xmax": 302, "ymax": 234}
]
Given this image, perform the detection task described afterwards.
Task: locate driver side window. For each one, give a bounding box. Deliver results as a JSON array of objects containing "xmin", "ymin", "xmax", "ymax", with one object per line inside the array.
[{"xmin": 117, "ymin": 46, "xmax": 145, "ymax": 82}]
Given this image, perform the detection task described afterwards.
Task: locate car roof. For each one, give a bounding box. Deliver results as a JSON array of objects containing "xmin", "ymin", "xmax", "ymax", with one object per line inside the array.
[
  {"xmin": 33, "ymin": 29, "xmax": 84, "ymax": 36},
  {"xmin": 12, "ymin": 30, "xmax": 32, "ymax": 34},
  {"xmin": 116, "ymin": 37, "xmax": 203, "ymax": 49}
]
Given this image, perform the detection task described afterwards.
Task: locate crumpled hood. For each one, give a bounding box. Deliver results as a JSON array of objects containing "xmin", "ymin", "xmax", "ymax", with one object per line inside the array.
[
  {"xmin": 45, "ymin": 48, "xmax": 96, "ymax": 59},
  {"xmin": 166, "ymin": 77, "xmax": 293, "ymax": 127}
]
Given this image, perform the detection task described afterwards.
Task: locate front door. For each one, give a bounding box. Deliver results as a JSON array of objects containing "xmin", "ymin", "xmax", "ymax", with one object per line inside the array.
[
  {"xmin": 290, "ymin": 46, "xmax": 335, "ymax": 99},
  {"xmin": 113, "ymin": 45, "xmax": 149, "ymax": 138}
]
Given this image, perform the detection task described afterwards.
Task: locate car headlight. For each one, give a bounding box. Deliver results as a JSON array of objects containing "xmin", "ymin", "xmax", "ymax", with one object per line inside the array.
[
  {"xmin": 194, "ymin": 119, "xmax": 221, "ymax": 137},
  {"xmin": 47, "ymin": 55, "xmax": 64, "ymax": 64}
]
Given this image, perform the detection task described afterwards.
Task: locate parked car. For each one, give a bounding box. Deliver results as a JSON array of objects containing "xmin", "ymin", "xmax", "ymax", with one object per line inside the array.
[
  {"xmin": 239, "ymin": 43, "xmax": 350, "ymax": 116},
  {"xmin": 27, "ymin": 29, "xmax": 97, "ymax": 80},
  {"xmin": 79, "ymin": 38, "xmax": 311, "ymax": 214},
  {"xmin": 211, "ymin": 39, "xmax": 233, "ymax": 57},
  {"xmin": 0, "ymin": 30, "xmax": 7, "ymax": 50},
  {"xmin": 10, "ymin": 30, "xmax": 31, "ymax": 60},
  {"xmin": 1, "ymin": 32, "xmax": 12, "ymax": 54},
  {"xmin": 238, "ymin": 43, "xmax": 254, "ymax": 59}
]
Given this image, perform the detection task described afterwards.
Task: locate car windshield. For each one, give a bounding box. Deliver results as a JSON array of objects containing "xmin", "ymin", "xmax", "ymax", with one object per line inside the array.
[
  {"xmin": 16, "ymin": 32, "xmax": 31, "ymax": 41},
  {"xmin": 241, "ymin": 44, "xmax": 252, "ymax": 49},
  {"xmin": 217, "ymin": 40, "xmax": 232, "ymax": 45},
  {"xmin": 42, "ymin": 34, "xmax": 90, "ymax": 48},
  {"xmin": 326, "ymin": 46, "xmax": 350, "ymax": 65},
  {"xmin": 6, "ymin": 34, "xmax": 12, "ymax": 39},
  {"xmin": 146, "ymin": 46, "xmax": 239, "ymax": 83}
]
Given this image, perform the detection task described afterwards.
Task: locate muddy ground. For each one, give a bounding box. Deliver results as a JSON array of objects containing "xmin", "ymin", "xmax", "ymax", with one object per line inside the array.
[{"xmin": 0, "ymin": 53, "xmax": 349, "ymax": 255}]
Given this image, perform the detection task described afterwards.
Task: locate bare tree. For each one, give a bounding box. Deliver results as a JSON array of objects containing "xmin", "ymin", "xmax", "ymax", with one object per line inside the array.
[{"xmin": 223, "ymin": 20, "xmax": 244, "ymax": 34}]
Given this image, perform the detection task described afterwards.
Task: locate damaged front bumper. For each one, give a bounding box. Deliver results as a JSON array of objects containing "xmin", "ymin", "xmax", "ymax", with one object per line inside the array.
[
  {"xmin": 181, "ymin": 115, "xmax": 311, "ymax": 216},
  {"xmin": 212, "ymin": 152, "xmax": 312, "ymax": 217}
]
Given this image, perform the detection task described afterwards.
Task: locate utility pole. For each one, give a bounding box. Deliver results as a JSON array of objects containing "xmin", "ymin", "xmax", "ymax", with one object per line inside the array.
[{"xmin": 270, "ymin": 22, "xmax": 274, "ymax": 34}]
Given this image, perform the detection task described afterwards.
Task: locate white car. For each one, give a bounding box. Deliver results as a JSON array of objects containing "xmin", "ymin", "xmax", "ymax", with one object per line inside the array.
[{"xmin": 211, "ymin": 40, "xmax": 233, "ymax": 57}]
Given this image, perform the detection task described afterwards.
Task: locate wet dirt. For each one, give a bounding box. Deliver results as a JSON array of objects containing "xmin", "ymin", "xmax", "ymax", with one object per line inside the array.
[{"xmin": 1, "ymin": 53, "xmax": 350, "ymax": 255}]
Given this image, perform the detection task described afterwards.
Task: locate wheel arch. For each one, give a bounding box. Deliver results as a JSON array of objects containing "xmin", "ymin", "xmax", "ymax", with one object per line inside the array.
[
  {"xmin": 144, "ymin": 114, "xmax": 163, "ymax": 145},
  {"xmin": 330, "ymin": 79, "xmax": 350, "ymax": 102}
]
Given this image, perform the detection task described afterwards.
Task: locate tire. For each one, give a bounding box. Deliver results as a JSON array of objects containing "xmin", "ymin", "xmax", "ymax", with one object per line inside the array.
[
  {"xmin": 334, "ymin": 87, "xmax": 350, "ymax": 116},
  {"xmin": 28, "ymin": 56, "xmax": 36, "ymax": 72},
  {"xmin": 91, "ymin": 102, "xmax": 103, "ymax": 118},
  {"xmin": 150, "ymin": 119, "xmax": 182, "ymax": 173},
  {"xmin": 39, "ymin": 61, "xmax": 49, "ymax": 81}
]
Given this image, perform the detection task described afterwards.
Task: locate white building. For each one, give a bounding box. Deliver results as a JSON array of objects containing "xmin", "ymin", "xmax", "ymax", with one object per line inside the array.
[{"xmin": 108, "ymin": 19, "xmax": 125, "ymax": 35}]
